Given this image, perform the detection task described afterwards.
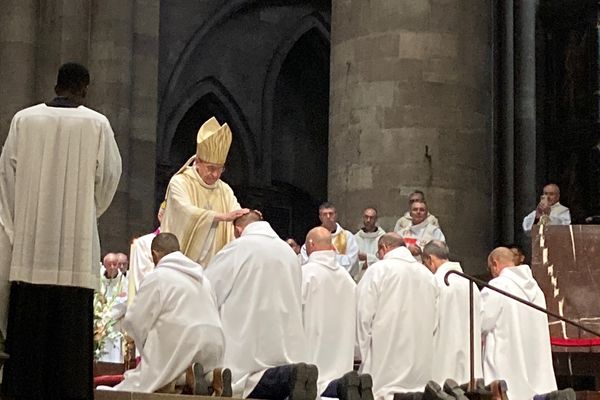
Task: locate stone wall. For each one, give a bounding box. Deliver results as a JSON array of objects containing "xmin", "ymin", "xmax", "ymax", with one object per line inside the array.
[
  {"xmin": 329, "ymin": 0, "xmax": 493, "ymax": 273},
  {"xmin": 0, "ymin": 0, "xmax": 160, "ymax": 255}
]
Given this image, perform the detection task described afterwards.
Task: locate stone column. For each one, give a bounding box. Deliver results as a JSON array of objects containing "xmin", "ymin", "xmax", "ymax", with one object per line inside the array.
[
  {"xmin": 89, "ymin": 0, "xmax": 134, "ymax": 253},
  {"xmin": 514, "ymin": 0, "xmax": 538, "ymax": 247},
  {"xmin": 128, "ymin": 0, "xmax": 160, "ymax": 236},
  {"xmin": 0, "ymin": 1, "xmax": 37, "ymax": 144},
  {"xmin": 498, "ymin": 0, "xmax": 515, "ymax": 244},
  {"xmin": 329, "ymin": 0, "xmax": 493, "ymax": 273},
  {"xmin": 34, "ymin": 0, "xmax": 91, "ymax": 100}
]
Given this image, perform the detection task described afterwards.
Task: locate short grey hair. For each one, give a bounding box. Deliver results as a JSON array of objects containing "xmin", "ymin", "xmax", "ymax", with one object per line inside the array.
[{"xmin": 422, "ymin": 240, "xmax": 449, "ymax": 260}]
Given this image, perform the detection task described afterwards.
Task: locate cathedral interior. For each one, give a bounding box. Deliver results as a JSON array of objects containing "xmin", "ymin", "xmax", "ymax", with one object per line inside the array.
[{"xmin": 1, "ymin": 0, "xmax": 599, "ymax": 274}]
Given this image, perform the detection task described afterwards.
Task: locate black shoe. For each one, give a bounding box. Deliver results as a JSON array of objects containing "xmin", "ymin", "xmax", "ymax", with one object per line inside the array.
[
  {"xmin": 546, "ymin": 388, "xmax": 576, "ymax": 400},
  {"xmin": 190, "ymin": 362, "xmax": 211, "ymax": 396},
  {"xmin": 337, "ymin": 371, "xmax": 361, "ymax": 400},
  {"xmin": 359, "ymin": 374, "xmax": 374, "ymax": 400},
  {"xmin": 443, "ymin": 379, "xmax": 468, "ymax": 400},
  {"xmin": 289, "ymin": 363, "xmax": 309, "ymax": 400},
  {"xmin": 422, "ymin": 381, "xmax": 453, "ymax": 400},
  {"xmin": 305, "ymin": 364, "xmax": 318, "ymax": 400}
]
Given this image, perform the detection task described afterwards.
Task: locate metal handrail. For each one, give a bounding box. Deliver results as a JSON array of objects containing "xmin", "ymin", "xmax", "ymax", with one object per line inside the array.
[{"xmin": 443, "ymin": 269, "xmax": 600, "ymax": 392}]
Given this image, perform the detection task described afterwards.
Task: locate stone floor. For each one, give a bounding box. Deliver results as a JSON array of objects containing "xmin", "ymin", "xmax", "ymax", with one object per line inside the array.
[{"xmin": 94, "ymin": 391, "xmax": 236, "ymax": 400}]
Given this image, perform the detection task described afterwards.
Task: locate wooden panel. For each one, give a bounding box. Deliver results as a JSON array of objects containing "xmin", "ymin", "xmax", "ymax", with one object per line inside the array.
[{"xmin": 532, "ymin": 225, "xmax": 600, "ymax": 338}]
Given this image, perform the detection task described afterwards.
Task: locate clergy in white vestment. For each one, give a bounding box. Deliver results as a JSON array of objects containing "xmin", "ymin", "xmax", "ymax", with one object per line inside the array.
[
  {"xmin": 161, "ymin": 117, "xmax": 249, "ymax": 266},
  {"xmin": 205, "ymin": 211, "xmax": 317, "ymax": 400},
  {"xmin": 357, "ymin": 233, "xmax": 438, "ymax": 400},
  {"xmin": 99, "ymin": 253, "xmax": 128, "ymax": 363},
  {"xmin": 0, "ymin": 63, "xmax": 122, "ymax": 400},
  {"xmin": 300, "ymin": 202, "xmax": 360, "ymax": 278},
  {"xmin": 302, "ymin": 227, "xmax": 360, "ymax": 396},
  {"xmin": 522, "ymin": 183, "xmax": 571, "ymax": 234},
  {"xmin": 393, "ymin": 190, "xmax": 439, "ymax": 232},
  {"xmin": 421, "ymin": 241, "xmax": 483, "ymax": 385},
  {"xmin": 354, "ymin": 207, "xmax": 385, "ymax": 282},
  {"xmin": 398, "ymin": 201, "xmax": 445, "ymax": 257},
  {"xmin": 482, "ymin": 247, "xmax": 557, "ymax": 399},
  {"xmin": 112, "ymin": 233, "xmax": 225, "ymax": 393},
  {"xmin": 128, "ymin": 202, "xmax": 166, "ymax": 304}
]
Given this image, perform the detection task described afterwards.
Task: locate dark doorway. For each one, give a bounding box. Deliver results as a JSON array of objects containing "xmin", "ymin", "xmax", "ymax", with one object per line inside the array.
[
  {"xmin": 156, "ymin": 93, "xmax": 248, "ymax": 206},
  {"xmin": 538, "ymin": 1, "xmax": 599, "ymax": 223},
  {"xmin": 268, "ymin": 28, "xmax": 330, "ymax": 243}
]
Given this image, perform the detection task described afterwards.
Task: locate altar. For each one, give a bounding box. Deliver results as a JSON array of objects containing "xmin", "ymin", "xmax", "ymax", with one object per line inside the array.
[{"xmin": 531, "ymin": 225, "xmax": 600, "ymax": 391}]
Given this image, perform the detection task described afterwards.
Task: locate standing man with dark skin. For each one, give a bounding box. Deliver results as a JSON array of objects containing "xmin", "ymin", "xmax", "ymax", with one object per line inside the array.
[{"xmin": 0, "ymin": 62, "xmax": 121, "ymax": 400}]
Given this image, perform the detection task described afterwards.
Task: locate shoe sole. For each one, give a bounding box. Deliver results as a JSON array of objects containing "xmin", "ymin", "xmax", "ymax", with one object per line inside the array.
[
  {"xmin": 192, "ymin": 363, "xmax": 211, "ymax": 396},
  {"xmin": 442, "ymin": 379, "xmax": 468, "ymax": 400},
  {"xmin": 338, "ymin": 371, "xmax": 361, "ymax": 400},
  {"xmin": 423, "ymin": 381, "xmax": 452, "ymax": 400},
  {"xmin": 359, "ymin": 374, "xmax": 374, "ymax": 400},
  {"xmin": 290, "ymin": 362, "xmax": 309, "ymax": 400},
  {"xmin": 221, "ymin": 368, "xmax": 232, "ymax": 397}
]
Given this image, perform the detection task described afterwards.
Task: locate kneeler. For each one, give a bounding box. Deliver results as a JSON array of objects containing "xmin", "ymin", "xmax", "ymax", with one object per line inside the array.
[{"xmin": 93, "ymin": 335, "xmax": 137, "ymax": 388}]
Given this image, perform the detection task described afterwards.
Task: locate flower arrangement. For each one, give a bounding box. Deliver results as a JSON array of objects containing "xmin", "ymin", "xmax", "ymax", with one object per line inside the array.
[{"xmin": 93, "ymin": 276, "xmax": 125, "ymax": 361}]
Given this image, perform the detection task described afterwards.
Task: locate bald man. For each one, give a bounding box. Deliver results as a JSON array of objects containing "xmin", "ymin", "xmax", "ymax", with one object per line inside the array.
[
  {"xmin": 205, "ymin": 212, "xmax": 315, "ymax": 400},
  {"xmin": 522, "ymin": 183, "xmax": 570, "ymax": 234},
  {"xmin": 482, "ymin": 247, "xmax": 556, "ymax": 399},
  {"xmin": 302, "ymin": 227, "xmax": 368, "ymax": 399},
  {"xmin": 99, "ymin": 252, "xmax": 127, "ymax": 362},
  {"xmin": 357, "ymin": 233, "xmax": 438, "ymax": 399}
]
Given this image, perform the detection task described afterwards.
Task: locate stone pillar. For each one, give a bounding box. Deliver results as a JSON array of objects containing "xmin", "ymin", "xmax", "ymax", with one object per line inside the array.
[
  {"xmin": 128, "ymin": 0, "xmax": 160, "ymax": 236},
  {"xmin": 514, "ymin": 0, "xmax": 538, "ymax": 247},
  {"xmin": 498, "ymin": 0, "xmax": 515, "ymax": 244},
  {"xmin": 329, "ymin": 0, "xmax": 493, "ymax": 273},
  {"xmin": 89, "ymin": 0, "xmax": 134, "ymax": 253},
  {"xmin": 34, "ymin": 0, "xmax": 91, "ymax": 100},
  {"xmin": 0, "ymin": 1, "xmax": 37, "ymax": 144}
]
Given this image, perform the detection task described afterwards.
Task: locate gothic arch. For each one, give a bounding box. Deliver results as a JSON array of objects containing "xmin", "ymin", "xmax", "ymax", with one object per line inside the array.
[{"xmin": 160, "ymin": 77, "xmax": 255, "ymax": 180}]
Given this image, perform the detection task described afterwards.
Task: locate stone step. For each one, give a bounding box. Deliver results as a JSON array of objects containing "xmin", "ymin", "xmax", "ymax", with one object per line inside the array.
[
  {"xmin": 94, "ymin": 390, "xmax": 242, "ymax": 400},
  {"xmin": 576, "ymin": 391, "xmax": 600, "ymax": 400}
]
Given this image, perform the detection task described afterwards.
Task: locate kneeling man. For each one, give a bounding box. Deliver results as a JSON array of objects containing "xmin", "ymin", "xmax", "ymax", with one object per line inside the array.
[
  {"xmin": 112, "ymin": 233, "xmax": 226, "ymax": 394},
  {"xmin": 205, "ymin": 211, "xmax": 317, "ymax": 400},
  {"xmin": 482, "ymin": 247, "xmax": 557, "ymax": 399},
  {"xmin": 303, "ymin": 227, "xmax": 371, "ymax": 400}
]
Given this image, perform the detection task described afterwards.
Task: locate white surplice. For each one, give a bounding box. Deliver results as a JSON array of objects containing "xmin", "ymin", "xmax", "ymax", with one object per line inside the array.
[
  {"xmin": 113, "ymin": 251, "xmax": 224, "ymax": 393},
  {"xmin": 432, "ymin": 262, "xmax": 482, "ymax": 384},
  {"xmin": 99, "ymin": 270, "xmax": 128, "ymax": 363},
  {"xmin": 354, "ymin": 226, "xmax": 386, "ymax": 272},
  {"xmin": 0, "ymin": 104, "xmax": 121, "ymax": 290},
  {"xmin": 522, "ymin": 202, "xmax": 571, "ymax": 234},
  {"xmin": 204, "ymin": 221, "xmax": 307, "ymax": 397},
  {"xmin": 357, "ymin": 246, "xmax": 438, "ymax": 400},
  {"xmin": 128, "ymin": 232, "xmax": 157, "ymax": 303},
  {"xmin": 301, "ymin": 223, "xmax": 360, "ymax": 277},
  {"xmin": 481, "ymin": 265, "xmax": 557, "ymax": 400},
  {"xmin": 398, "ymin": 220, "xmax": 446, "ymax": 248},
  {"xmin": 393, "ymin": 212, "xmax": 439, "ymax": 232},
  {"xmin": 302, "ymin": 250, "xmax": 356, "ymax": 394}
]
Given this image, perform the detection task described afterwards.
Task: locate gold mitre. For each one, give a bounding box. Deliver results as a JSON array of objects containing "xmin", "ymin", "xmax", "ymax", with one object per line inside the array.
[{"xmin": 196, "ymin": 117, "xmax": 232, "ymax": 165}]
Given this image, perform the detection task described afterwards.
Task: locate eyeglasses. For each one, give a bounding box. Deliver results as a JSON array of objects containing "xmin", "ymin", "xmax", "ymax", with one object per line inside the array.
[{"xmin": 199, "ymin": 161, "xmax": 225, "ymax": 174}]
